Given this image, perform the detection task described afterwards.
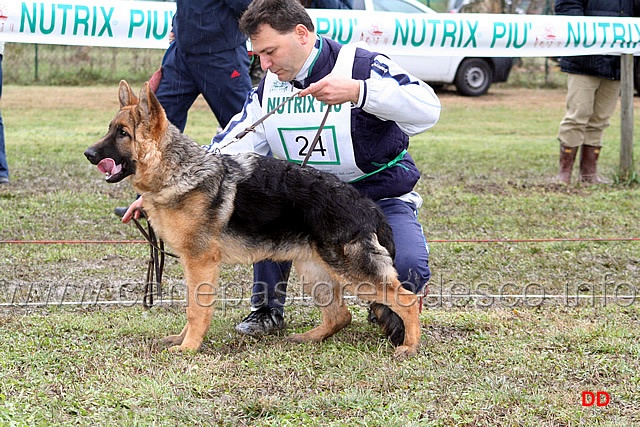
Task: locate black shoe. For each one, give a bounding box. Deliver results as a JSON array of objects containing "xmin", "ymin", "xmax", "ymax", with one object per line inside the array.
[
  {"xmin": 235, "ymin": 307, "xmax": 285, "ymax": 336},
  {"xmin": 368, "ymin": 302, "xmax": 405, "ymax": 346},
  {"xmin": 114, "ymin": 207, "xmax": 128, "ymax": 218},
  {"xmin": 114, "ymin": 206, "xmax": 147, "ymax": 219}
]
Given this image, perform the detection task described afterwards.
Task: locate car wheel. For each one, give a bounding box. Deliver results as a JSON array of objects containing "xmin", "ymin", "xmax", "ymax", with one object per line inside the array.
[{"xmin": 454, "ymin": 58, "xmax": 493, "ymax": 97}]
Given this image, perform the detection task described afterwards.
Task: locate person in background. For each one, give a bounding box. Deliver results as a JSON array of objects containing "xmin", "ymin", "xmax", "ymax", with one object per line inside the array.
[
  {"xmin": 554, "ymin": 0, "xmax": 636, "ymax": 185},
  {"xmin": 153, "ymin": 0, "xmax": 253, "ymax": 132},
  {"xmin": 0, "ymin": 42, "xmax": 8, "ymax": 185},
  {"xmin": 302, "ymin": 0, "xmax": 353, "ymax": 8}
]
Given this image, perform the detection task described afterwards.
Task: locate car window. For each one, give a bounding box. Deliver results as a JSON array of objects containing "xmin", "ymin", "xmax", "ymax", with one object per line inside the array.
[{"xmin": 371, "ymin": 0, "xmax": 431, "ymax": 13}]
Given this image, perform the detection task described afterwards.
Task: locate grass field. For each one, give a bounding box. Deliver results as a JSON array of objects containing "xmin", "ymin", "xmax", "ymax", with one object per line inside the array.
[{"xmin": 1, "ymin": 84, "xmax": 639, "ymax": 426}]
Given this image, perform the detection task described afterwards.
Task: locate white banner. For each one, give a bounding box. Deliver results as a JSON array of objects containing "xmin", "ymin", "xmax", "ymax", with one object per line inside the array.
[
  {"xmin": 0, "ymin": 0, "xmax": 175, "ymax": 49},
  {"xmin": 0, "ymin": 1, "xmax": 638, "ymax": 57}
]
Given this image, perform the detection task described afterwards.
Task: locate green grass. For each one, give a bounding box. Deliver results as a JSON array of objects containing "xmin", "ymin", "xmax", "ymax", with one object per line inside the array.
[{"xmin": 1, "ymin": 85, "xmax": 640, "ymax": 426}]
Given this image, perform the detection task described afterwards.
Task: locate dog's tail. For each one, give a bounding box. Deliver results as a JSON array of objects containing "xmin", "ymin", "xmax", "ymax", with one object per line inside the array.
[
  {"xmin": 369, "ymin": 302, "xmax": 405, "ymax": 346},
  {"xmin": 375, "ymin": 215, "xmax": 396, "ymax": 261}
]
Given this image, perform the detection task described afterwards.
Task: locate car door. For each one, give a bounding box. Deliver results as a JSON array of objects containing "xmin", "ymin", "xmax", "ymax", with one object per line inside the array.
[{"xmin": 367, "ymin": 0, "xmax": 459, "ymax": 83}]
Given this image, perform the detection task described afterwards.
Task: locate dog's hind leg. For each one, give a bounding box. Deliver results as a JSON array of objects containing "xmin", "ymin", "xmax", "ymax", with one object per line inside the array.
[
  {"xmin": 287, "ymin": 261, "xmax": 352, "ymax": 344},
  {"xmin": 367, "ymin": 279, "xmax": 420, "ymax": 360},
  {"xmin": 160, "ymin": 255, "xmax": 220, "ymax": 352},
  {"xmin": 339, "ymin": 237, "xmax": 421, "ymax": 359}
]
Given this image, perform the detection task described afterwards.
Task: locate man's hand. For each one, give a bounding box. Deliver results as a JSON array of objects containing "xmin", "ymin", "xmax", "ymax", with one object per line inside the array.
[
  {"xmin": 122, "ymin": 197, "xmax": 144, "ymax": 223},
  {"xmin": 298, "ymin": 74, "xmax": 360, "ymax": 105}
]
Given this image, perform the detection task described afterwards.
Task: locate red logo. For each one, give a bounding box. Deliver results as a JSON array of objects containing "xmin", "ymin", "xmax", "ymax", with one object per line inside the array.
[
  {"xmin": 230, "ymin": 70, "xmax": 241, "ymax": 79},
  {"xmin": 581, "ymin": 391, "xmax": 610, "ymax": 407}
]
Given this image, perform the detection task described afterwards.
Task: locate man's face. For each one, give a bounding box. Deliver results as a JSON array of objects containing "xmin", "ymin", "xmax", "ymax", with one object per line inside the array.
[{"xmin": 251, "ymin": 23, "xmax": 312, "ymax": 82}]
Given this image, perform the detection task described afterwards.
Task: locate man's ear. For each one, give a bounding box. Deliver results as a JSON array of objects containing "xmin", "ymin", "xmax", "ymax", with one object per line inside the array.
[{"xmin": 294, "ymin": 23, "xmax": 311, "ymax": 44}]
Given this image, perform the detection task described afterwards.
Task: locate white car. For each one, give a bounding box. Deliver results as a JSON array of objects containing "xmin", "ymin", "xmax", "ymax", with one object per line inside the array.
[{"xmin": 351, "ymin": 0, "xmax": 514, "ymax": 96}]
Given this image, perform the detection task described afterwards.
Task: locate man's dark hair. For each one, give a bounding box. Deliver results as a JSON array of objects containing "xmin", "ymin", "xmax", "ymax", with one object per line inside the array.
[{"xmin": 240, "ymin": 0, "xmax": 315, "ymax": 37}]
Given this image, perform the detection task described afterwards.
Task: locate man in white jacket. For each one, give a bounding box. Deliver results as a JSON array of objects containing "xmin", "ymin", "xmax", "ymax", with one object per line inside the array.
[{"xmin": 209, "ymin": 0, "xmax": 441, "ymax": 343}]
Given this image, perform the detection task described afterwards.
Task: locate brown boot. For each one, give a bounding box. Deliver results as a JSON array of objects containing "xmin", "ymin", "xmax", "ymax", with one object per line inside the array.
[
  {"xmin": 579, "ymin": 145, "xmax": 610, "ymax": 184},
  {"xmin": 556, "ymin": 144, "xmax": 578, "ymax": 184}
]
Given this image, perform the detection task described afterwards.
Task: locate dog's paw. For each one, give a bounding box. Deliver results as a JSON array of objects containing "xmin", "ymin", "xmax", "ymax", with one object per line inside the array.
[
  {"xmin": 393, "ymin": 345, "xmax": 418, "ymax": 360},
  {"xmin": 158, "ymin": 335, "xmax": 184, "ymax": 350},
  {"xmin": 287, "ymin": 332, "xmax": 323, "ymax": 343},
  {"xmin": 167, "ymin": 345, "xmax": 198, "ymax": 354}
]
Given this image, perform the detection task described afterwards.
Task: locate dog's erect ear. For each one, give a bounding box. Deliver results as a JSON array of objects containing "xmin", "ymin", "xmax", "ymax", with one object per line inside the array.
[
  {"xmin": 118, "ymin": 80, "xmax": 138, "ymax": 108},
  {"xmin": 138, "ymin": 82, "xmax": 168, "ymax": 135}
]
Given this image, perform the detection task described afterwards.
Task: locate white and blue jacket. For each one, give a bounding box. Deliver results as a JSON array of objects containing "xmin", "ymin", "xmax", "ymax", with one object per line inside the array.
[{"xmin": 207, "ymin": 36, "xmax": 441, "ymax": 202}]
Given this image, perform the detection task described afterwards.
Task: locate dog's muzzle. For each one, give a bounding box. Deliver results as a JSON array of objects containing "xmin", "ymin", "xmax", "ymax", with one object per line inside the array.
[{"xmin": 84, "ymin": 147, "xmax": 130, "ymax": 183}]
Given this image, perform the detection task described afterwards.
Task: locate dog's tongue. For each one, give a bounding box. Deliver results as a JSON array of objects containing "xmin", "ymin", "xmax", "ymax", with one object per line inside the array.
[{"xmin": 97, "ymin": 158, "xmax": 121, "ymax": 177}]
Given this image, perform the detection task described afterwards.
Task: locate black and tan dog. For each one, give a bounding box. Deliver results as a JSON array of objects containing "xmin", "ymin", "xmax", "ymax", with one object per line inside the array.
[{"xmin": 84, "ymin": 80, "xmax": 421, "ymax": 359}]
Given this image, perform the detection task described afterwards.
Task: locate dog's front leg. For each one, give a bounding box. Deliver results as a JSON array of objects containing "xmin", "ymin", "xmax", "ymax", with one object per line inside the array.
[{"xmin": 160, "ymin": 255, "xmax": 220, "ymax": 352}]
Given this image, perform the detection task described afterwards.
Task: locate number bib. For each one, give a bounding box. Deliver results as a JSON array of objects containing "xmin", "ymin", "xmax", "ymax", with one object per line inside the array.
[{"xmin": 262, "ymin": 43, "xmax": 366, "ymax": 182}]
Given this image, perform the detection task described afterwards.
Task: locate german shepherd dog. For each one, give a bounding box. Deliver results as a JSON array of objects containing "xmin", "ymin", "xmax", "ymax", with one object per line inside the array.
[{"xmin": 84, "ymin": 81, "xmax": 421, "ymax": 359}]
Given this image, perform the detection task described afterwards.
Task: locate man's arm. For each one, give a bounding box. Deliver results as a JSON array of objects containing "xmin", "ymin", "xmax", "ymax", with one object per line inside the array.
[
  {"xmin": 356, "ymin": 55, "xmax": 441, "ymax": 137},
  {"xmin": 225, "ymin": 0, "xmax": 254, "ymax": 17},
  {"xmin": 299, "ymin": 56, "xmax": 441, "ymax": 137}
]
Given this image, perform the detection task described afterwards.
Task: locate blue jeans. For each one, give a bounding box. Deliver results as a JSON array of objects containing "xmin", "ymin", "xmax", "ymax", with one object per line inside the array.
[
  {"xmin": 154, "ymin": 42, "xmax": 252, "ymax": 131},
  {"xmin": 0, "ymin": 54, "xmax": 8, "ymax": 180},
  {"xmin": 250, "ymin": 198, "xmax": 431, "ymax": 313}
]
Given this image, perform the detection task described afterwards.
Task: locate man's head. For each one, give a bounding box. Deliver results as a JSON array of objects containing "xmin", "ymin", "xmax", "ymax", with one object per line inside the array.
[{"xmin": 240, "ymin": 0, "xmax": 316, "ymax": 82}]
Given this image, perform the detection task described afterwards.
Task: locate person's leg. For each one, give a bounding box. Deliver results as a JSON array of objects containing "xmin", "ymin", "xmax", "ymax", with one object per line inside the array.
[
  {"xmin": 579, "ymin": 78, "xmax": 620, "ymax": 184},
  {"xmin": 377, "ymin": 198, "xmax": 431, "ymax": 295},
  {"xmin": 235, "ymin": 260, "xmax": 292, "ymax": 336},
  {"xmin": 556, "ymin": 74, "xmax": 599, "ymax": 184},
  {"xmin": 154, "ymin": 43, "xmax": 200, "ymax": 132},
  {"xmin": 197, "ymin": 46, "xmax": 252, "ymax": 129},
  {"xmin": 0, "ymin": 54, "xmax": 8, "ymax": 183},
  {"xmin": 583, "ymin": 78, "xmax": 621, "ymax": 147},
  {"xmin": 0, "ymin": 112, "xmax": 7, "ymax": 183},
  {"xmin": 557, "ymin": 74, "xmax": 599, "ymax": 148},
  {"xmin": 250, "ymin": 260, "xmax": 291, "ymax": 311}
]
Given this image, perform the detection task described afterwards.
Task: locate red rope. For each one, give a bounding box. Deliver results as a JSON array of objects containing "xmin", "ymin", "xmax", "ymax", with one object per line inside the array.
[
  {"xmin": 1, "ymin": 237, "xmax": 639, "ymax": 245},
  {"xmin": 429, "ymin": 237, "xmax": 640, "ymax": 243},
  {"xmin": 0, "ymin": 240, "xmax": 147, "ymax": 244}
]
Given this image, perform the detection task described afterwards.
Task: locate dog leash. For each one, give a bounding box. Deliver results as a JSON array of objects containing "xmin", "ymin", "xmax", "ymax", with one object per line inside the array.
[
  {"xmin": 212, "ymin": 91, "xmax": 301, "ymax": 154},
  {"xmin": 125, "ymin": 209, "xmax": 178, "ymax": 309},
  {"xmin": 301, "ymin": 105, "xmax": 331, "ymax": 167},
  {"xmin": 212, "ymin": 90, "xmax": 332, "ymax": 164}
]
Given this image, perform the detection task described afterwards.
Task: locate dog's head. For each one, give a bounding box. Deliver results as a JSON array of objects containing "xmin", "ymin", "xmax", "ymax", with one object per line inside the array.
[{"xmin": 84, "ymin": 80, "xmax": 168, "ymax": 185}]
